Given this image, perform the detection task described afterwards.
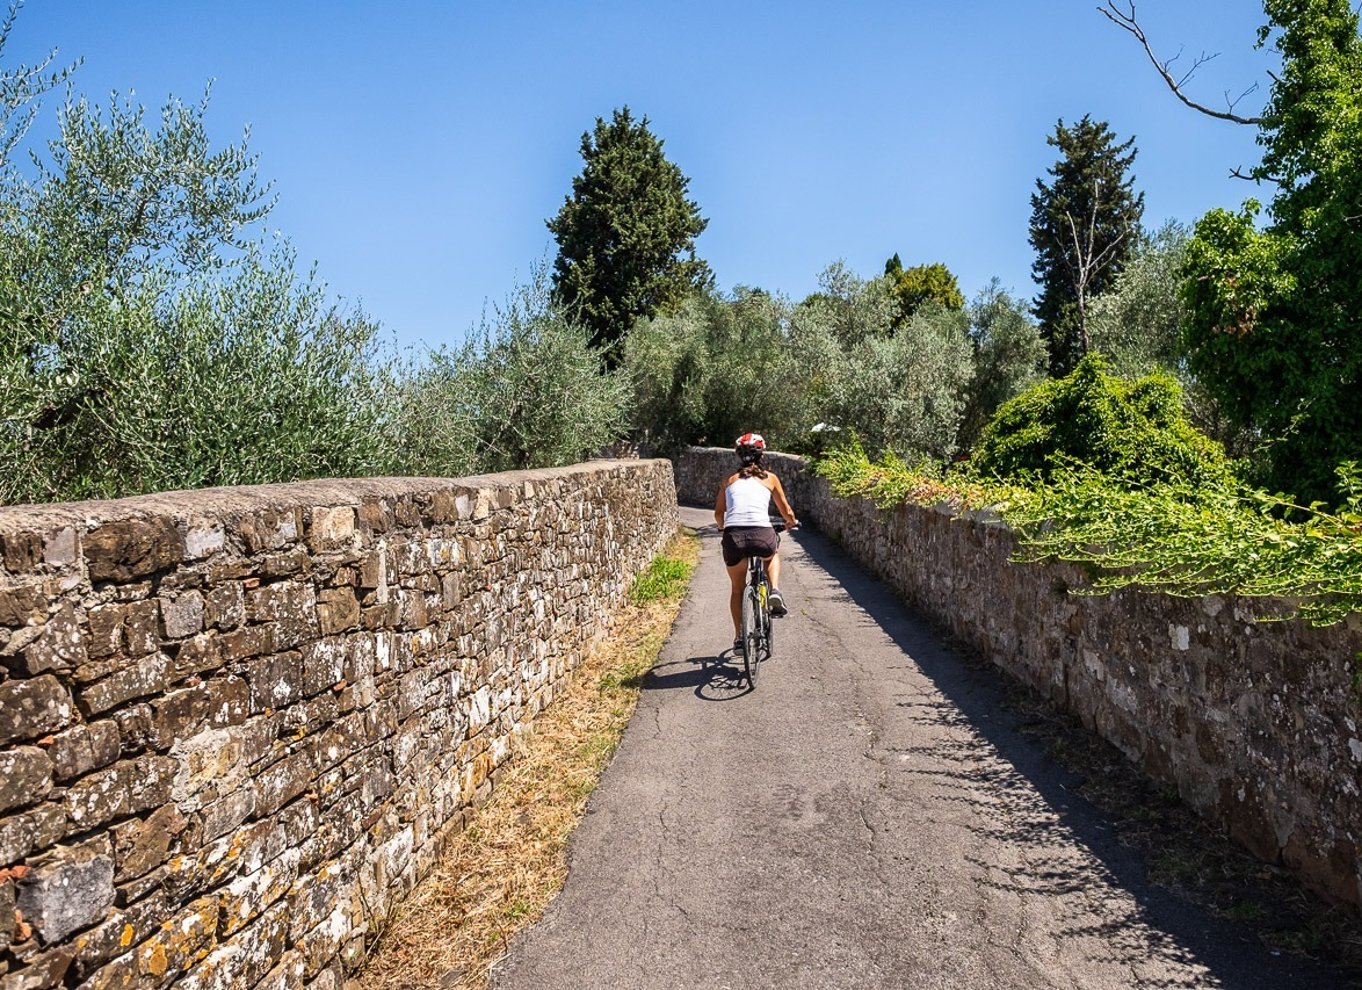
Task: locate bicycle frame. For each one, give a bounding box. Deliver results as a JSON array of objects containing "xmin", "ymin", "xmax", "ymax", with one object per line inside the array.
[{"xmin": 739, "ymin": 521, "xmax": 784, "ymax": 687}]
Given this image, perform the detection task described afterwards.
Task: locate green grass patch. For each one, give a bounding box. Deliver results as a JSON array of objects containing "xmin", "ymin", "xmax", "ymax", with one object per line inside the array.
[{"xmin": 629, "ymin": 532, "xmax": 699, "ymax": 603}]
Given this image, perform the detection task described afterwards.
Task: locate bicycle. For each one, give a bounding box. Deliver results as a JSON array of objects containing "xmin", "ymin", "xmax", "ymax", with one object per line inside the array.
[{"xmin": 739, "ymin": 520, "xmax": 787, "ymax": 687}]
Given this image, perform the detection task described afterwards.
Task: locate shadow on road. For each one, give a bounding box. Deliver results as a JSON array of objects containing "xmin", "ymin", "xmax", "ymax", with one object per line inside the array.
[
  {"xmin": 790, "ymin": 523, "xmax": 1360, "ymax": 990},
  {"xmin": 642, "ymin": 651, "xmax": 753, "ymax": 701}
]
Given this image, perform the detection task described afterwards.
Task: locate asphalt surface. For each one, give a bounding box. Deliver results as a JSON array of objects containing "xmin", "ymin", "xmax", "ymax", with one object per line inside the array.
[{"xmin": 489, "ymin": 507, "xmax": 1349, "ymax": 990}]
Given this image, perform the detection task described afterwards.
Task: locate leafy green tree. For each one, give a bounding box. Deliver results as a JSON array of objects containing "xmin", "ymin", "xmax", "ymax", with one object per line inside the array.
[
  {"xmin": 883, "ymin": 255, "xmax": 965, "ymax": 328},
  {"xmin": 625, "ymin": 286, "xmax": 788, "ymax": 450},
  {"xmin": 957, "ymin": 280, "xmax": 1048, "ymax": 452},
  {"xmin": 1029, "ymin": 115, "xmax": 1144, "ymax": 375},
  {"xmin": 395, "ymin": 273, "xmax": 628, "ymax": 475},
  {"xmin": 972, "ymin": 354, "xmax": 1232, "ymax": 488},
  {"xmin": 0, "ymin": 62, "xmax": 389, "ymax": 501},
  {"xmin": 828, "ymin": 302, "xmax": 975, "ymax": 462},
  {"xmin": 0, "ymin": 1, "xmax": 77, "ymax": 169},
  {"xmin": 1087, "ymin": 221, "xmax": 1190, "ymax": 378},
  {"xmin": 1175, "ymin": 0, "xmax": 1362, "ymax": 502},
  {"xmin": 547, "ymin": 107, "xmax": 712, "ymax": 367}
]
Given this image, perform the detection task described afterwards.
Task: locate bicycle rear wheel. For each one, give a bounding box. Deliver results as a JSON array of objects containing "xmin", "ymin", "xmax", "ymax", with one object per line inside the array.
[{"xmin": 741, "ymin": 585, "xmax": 761, "ymax": 686}]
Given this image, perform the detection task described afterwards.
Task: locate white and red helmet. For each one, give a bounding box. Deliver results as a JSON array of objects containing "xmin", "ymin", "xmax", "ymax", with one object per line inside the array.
[{"xmin": 735, "ymin": 432, "xmax": 766, "ymax": 463}]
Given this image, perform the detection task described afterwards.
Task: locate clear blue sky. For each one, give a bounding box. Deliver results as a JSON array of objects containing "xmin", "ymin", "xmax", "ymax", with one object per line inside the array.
[{"xmin": 9, "ymin": 0, "xmax": 1275, "ymax": 353}]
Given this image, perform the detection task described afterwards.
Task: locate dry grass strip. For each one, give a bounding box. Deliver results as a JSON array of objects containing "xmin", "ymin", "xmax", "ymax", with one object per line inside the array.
[{"xmin": 360, "ymin": 527, "xmax": 700, "ymax": 990}]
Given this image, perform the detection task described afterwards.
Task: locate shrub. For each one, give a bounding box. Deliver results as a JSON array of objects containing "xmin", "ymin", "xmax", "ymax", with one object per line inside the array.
[{"xmin": 972, "ymin": 353, "xmax": 1232, "ymax": 487}]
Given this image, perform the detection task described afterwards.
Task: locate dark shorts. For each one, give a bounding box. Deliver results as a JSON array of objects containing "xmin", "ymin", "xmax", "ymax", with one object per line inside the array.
[{"xmin": 721, "ymin": 526, "xmax": 780, "ymax": 567}]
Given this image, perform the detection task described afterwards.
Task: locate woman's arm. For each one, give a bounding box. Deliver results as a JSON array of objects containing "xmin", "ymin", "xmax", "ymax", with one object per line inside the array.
[
  {"xmin": 770, "ymin": 475, "xmax": 798, "ymax": 528},
  {"xmin": 715, "ymin": 477, "xmax": 729, "ymax": 530}
]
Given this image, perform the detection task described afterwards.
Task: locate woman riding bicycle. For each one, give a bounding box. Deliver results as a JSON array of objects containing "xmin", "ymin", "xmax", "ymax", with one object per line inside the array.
[{"xmin": 715, "ymin": 433, "xmax": 799, "ymax": 651}]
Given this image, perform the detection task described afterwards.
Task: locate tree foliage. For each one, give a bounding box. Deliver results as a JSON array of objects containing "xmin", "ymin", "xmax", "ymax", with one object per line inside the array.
[
  {"xmin": 957, "ymin": 280, "xmax": 1048, "ymax": 452},
  {"xmin": 625, "ymin": 287, "xmax": 789, "ymax": 451},
  {"xmin": 0, "ymin": 77, "xmax": 394, "ymax": 503},
  {"xmin": 972, "ymin": 354, "xmax": 1232, "ymax": 488},
  {"xmin": 883, "ymin": 254, "xmax": 965, "ymax": 328},
  {"xmin": 393, "ymin": 275, "xmax": 628, "ymax": 476},
  {"xmin": 1180, "ymin": 0, "xmax": 1362, "ymax": 503},
  {"xmin": 626, "ymin": 262, "xmax": 979, "ymax": 464},
  {"xmin": 1087, "ymin": 220, "xmax": 1190, "ymax": 378},
  {"xmin": 1029, "ymin": 115, "xmax": 1144, "ymax": 376},
  {"xmin": 816, "ymin": 439, "xmax": 1362, "ymax": 627},
  {"xmin": 546, "ymin": 107, "xmax": 712, "ymax": 367}
]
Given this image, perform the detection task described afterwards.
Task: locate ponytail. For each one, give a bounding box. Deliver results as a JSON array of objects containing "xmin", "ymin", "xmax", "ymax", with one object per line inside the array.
[{"xmin": 738, "ymin": 455, "xmax": 769, "ymax": 480}]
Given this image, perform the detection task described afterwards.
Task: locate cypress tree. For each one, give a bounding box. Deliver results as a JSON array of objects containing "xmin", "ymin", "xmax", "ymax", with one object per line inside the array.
[
  {"xmin": 1029, "ymin": 116, "xmax": 1143, "ymax": 375},
  {"xmin": 547, "ymin": 107, "xmax": 712, "ymax": 367}
]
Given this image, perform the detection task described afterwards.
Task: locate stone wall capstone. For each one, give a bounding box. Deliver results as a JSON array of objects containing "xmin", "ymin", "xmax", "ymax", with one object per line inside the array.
[
  {"xmin": 0, "ymin": 459, "xmax": 677, "ymax": 989},
  {"xmin": 676, "ymin": 447, "xmax": 1362, "ymax": 912}
]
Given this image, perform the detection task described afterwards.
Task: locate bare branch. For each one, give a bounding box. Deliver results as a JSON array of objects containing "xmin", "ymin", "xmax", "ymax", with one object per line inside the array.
[{"xmin": 1098, "ymin": 1, "xmax": 1264, "ymax": 125}]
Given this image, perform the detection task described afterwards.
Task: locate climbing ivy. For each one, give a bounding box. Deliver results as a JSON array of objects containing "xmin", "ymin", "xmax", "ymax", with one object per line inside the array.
[{"xmin": 813, "ymin": 440, "xmax": 1362, "ymax": 626}]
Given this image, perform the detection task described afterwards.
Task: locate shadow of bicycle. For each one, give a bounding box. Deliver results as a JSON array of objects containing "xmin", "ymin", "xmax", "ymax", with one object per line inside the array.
[{"xmin": 641, "ymin": 649, "xmax": 753, "ymax": 701}]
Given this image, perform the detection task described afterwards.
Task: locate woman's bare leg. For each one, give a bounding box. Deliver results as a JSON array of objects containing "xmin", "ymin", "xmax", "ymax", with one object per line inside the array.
[
  {"xmin": 726, "ymin": 560, "xmax": 747, "ymax": 638},
  {"xmin": 767, "ymin": 552, "xmax": 781, "ymax": 590}
]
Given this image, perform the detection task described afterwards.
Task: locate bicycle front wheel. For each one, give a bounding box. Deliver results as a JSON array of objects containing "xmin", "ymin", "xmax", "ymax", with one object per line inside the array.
[{"xmin": 741, "ymin": 585, "xmax": 761, "ymax": 687}]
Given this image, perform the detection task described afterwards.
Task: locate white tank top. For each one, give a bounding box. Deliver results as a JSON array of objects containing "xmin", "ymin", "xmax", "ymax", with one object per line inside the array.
[{"xmin": 724, "ymin": 476, "xmax": 774, "ymax": 528}]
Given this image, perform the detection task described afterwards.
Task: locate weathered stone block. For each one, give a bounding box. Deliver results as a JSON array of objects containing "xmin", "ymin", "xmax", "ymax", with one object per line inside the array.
[
  {"xmin": 68, "ymin": 889, "xmax": 168, "ymax": 982},
  {"xmin": 77, "ymin": 653, "xmax": 170, "ymax": 716},
  {"xmin": 0, "ymin": 584, "xmax": 45, "ymax": 627},
  {"xmin": 252, "ymin": 949, "xmax": 306, "ymax": 990},
  {"xmin": 261, "ymin": 548, "xmax": 310, "ymax": 579},
  {"xmin": 0, "ymin": 875, "xmax": 14, "ymax": 951},
  {"xmin": 167, "ymin": 721, "xmax": 273, "ymax": 812},
  {"xmin": 198, "ymin": 787, "xmax": 257, "ymax": 843},
  {"xmin": 47, "ymin": 720, "xmax": 120, "ymax": 781},
  {"xmin": 184, "ymin": 524, "xmax": 226, "ymax": 561},
  {"xmin": 1, "ymin": 603, "xmax": 84, "ymax": 678},
  {"xmin": 0, "ymin": 944, "xmax": 75, "ymax": 988},
  {"xmin": 0, "ymin": 675, "xmax": 73, "ymax": 746},
  {"xmin": 246, "ymin": 583, "xmax": 317, "ymax": 650},
  {"xmin": 159, "ymin": 592, "xmax": 204, "ymax": 640},
  {"xmin": 220, "ymin": 847, "xmax": 300, "ymax": 937},
  {"xmin": 357, "ymin": 500, "xmax": 392, "ymax": 534},
  {"xmin": 41, "ymin": 527, "xmax": 78, "ymax": 570},
  {"xmin": 254, "ymin": 749, "xmax": 316, "ymax": 818},
  {"xmin": 110, "ymin": 805, "xmax": 187, "ymax": 882},
  {"xmin": 0, "ymin": 747, "xmax": 53, "ymax": 815},
  {"xmin": 178, "ymin": 900, "xmax": 289, "ymax": 990},
  {"xmin": 146, "ymin": 678, "xmax": 247, "ymax": 750},
  {"xmin": 217, "ymin": 624, "xmax": 275, "ymax": 663},
  {"xmin": 0, "ymin": 804, "xmax": 66, "ymax": 864},
  {"xmin": 129, "ymin": 893, "xmax": 219, "ymax": 985},
  {"xmin": 203, "ymin": 583, "xmax": 245, "ymax": 631},
  {"xmin": 64, "ymin": 755, "xmax": 176, "ymax": 830},
  {"xmin": 316, "ymin": 588, "xmax": 359, "ymax": 636},
  {"xmin": 85, "ymin": 601, "xmax": 159, "ymax": 661},
  {"xmin": 307, "ymin": 507, "xmax": 356, "ymax": 552},
  {"xmin": 1, "ymin": 531, "xmax": 43, "ymax": 574},
  {"xmin": 15, "ymin": 836, "xmax": 115, "ymax": 945},
  {"xmin": 84, "ymin": 518, "xmax": 184, "ymax": 583},
  {"xmin": 298, "ymin": 641, "xmax": 345, "ymax": 700},
  {"xmin": 246, "ymin": 652, "xmax": 304, "ymax": 713},
  {"xmin": 238, "ymin": 509, "xmax": 299, "ymax": 553}
]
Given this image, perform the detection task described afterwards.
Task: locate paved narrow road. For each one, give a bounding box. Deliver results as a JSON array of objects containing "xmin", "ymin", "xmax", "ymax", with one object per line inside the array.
[{"xmin": 490, "ymin": 508, "xmax": 1347, "ymax": 990}]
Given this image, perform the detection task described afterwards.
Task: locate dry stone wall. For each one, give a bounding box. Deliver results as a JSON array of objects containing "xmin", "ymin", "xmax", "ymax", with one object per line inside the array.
[
  {"xmin": 678, "ymin": 447, "xmax": 1362, "ymax": 911},
  {"xmin": 0, "ymin": 460, "xmax": 677, "ymax": 989}
]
